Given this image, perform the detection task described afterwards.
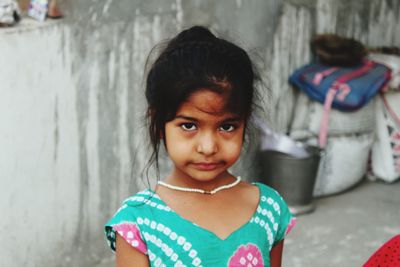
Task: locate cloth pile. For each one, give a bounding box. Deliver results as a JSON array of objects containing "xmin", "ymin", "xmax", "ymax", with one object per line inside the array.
[
  {"xmin": 0, "ymin": 0, "xmax": 20, "ymax": 26},
  {"xmin": 369, "ymin": 53, "xmax": 400, "ymax": 183}
]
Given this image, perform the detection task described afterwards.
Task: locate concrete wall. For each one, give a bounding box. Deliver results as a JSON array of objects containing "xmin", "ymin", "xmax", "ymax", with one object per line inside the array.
[{"xmin": 0, "ymin": 0, "xmax": 399, "ymax": 266}]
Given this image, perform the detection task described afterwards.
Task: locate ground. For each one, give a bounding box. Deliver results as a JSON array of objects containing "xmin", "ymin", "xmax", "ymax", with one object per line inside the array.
[{"xmin": 284, "ymin": 179, "xmax": 400, "ymax": 267}]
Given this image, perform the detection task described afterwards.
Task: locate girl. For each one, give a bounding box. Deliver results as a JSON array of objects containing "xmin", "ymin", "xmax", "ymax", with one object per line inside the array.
[{"xmin": 105, "ymin": 26, "xmax": 296, "ymax": 267}]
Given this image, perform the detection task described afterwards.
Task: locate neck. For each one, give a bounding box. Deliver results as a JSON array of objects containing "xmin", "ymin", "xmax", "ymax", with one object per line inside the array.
[
  {"xmin": 164, "ymin": 172, "xmax": 236, "ymax": 192},
  {"xmin": 158, "ymin": 176, "xmax": 241, "ymax": 195}
]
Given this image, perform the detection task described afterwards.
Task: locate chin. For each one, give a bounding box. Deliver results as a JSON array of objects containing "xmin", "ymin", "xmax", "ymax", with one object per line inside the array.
[{"xmin": 188, "ymin": 170, "xmax": 230, "ymax": 182}]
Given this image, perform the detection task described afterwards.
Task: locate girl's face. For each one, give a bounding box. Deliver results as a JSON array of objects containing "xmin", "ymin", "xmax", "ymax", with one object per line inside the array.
[{"xmin": 164, "ymin": 89, "xmax": 245, "ymax": 184}]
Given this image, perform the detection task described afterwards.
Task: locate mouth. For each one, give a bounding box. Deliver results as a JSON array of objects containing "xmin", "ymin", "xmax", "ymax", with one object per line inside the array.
[{"xmin": 191, "ymin": 162, "xmax": 223, "ymax": 171}]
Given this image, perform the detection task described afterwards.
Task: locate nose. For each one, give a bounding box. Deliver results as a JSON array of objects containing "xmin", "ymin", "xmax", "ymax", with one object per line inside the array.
[{"xmin": 196, "ymin": 132, "xmax": 218, "ymax": 155}]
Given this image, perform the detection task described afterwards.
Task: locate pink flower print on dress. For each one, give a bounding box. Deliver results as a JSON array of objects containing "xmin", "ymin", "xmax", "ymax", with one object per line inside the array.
[
  {"xmin": 228, "ymin": 244, "xmax": 264, "ymax": 267},
  {"xmin": 113, "ymin": 222, "xmax": 147, "ymax": 254}
]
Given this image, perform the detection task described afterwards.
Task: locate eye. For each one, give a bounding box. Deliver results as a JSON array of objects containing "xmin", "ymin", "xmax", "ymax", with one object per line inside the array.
[
  {"xmin": 219, "ymin": 124, "xmax": 236, "ymax": 132},
  {"xmin": 180, "ymin": 123, "xmax": 197, "ymax": 131}
]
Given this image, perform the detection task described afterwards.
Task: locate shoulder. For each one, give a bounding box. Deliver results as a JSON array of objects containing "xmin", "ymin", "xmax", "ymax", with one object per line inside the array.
[
  {"xmin": 253, "ymin": 182, "xmax": 284, "ymax": 201},
  {"xmin": 123, "ymin": 189, "xmax": 165, "ymax": 208},
  {"xmin": 253, "ymin": 182, "xmax": 288, "ymax": 216},
  {"xmin": 232, "ymin": 181, "xmax": 260, "ymax": 206},
  {"xmin": 104, "ymin": 189, "xmax": 165, "ymax": 253},
  {"xmin": 234, "ymin": 181, "xmax": 284, "ymax": 207},
  {"xmin": 112, "ymin": 189, "xmax": 172, "ymax": 220}
]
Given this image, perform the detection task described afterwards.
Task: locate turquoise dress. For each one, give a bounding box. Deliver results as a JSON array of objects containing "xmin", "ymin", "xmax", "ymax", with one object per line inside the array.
[{"xmin": 105, "ymin": 182, "xmax": 296, "ymax": 267}]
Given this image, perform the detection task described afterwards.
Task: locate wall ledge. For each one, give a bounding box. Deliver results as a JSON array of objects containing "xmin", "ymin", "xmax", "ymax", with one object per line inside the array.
[{"xmin": 0, "ymin": 16, "xmax": 63, "ymax": 35}]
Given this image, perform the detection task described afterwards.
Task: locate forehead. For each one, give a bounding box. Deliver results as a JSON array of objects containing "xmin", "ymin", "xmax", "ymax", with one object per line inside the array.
[{"xmin": 177, "ymin": 90, "xmax": 230, "ymax": 116}]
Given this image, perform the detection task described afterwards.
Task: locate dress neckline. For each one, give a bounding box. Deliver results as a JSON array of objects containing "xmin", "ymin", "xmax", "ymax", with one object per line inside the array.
[{"xmin": 147, "ymin": 182, "xmax": 262, "ymax": 241}]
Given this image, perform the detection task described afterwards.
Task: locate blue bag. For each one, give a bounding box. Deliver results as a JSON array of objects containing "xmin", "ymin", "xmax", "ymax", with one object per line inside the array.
[
  {"xmin": 289, "ymin": 60, "xmax": 391, "ymax": 148},
  {"xmin": 289, "ymin": 60, "xmax": 391, "ymax": 111}
]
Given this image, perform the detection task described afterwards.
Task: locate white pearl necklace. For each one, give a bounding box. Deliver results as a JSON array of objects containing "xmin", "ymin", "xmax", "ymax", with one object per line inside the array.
[{"xmin": 157, "ymin": 176, "xmax": 241, "ymax": 195}]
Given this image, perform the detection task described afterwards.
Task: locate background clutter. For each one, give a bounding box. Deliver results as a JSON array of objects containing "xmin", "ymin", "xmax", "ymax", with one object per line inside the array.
[{"xmin": 288, "ymin": 34, "xmax": 400, "ymax": 197}]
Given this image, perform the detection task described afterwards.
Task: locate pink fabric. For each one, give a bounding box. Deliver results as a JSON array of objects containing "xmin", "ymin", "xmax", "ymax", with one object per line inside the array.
[
  {"xmin": 395, "ymin": 158, "xmax": 400, "ymax": 172},
  {"xmin": 313, "ymin": 67, "xmax": 339, "ymax": 85},
  {"xmin": 383, "ymin": 94, "xmax": 400, "ymax": 126},
  {"xmin": 335, "ymin": 83, "xmax": 351, "ymax": 101},
  {"xmin": 113, "ymin": 222, "xmax": 147, "ymax": 254},
  {"xmin": 336, "ymin": 60, "xmax": 375, "ymax": 83},
  {"xmin": 228, "ymin": 244, "xmax": 264, "ymax": 267},
  {"xmin": 318, "ymin": 61, "xmax": 377, "ymax": 148},
  {"xmin": 286, "ymin": 217, "xmax": 297, "ymax": 235},
  {"xmin": 319, "ymin": 87, "xmax": 337, "ymax": 148}
]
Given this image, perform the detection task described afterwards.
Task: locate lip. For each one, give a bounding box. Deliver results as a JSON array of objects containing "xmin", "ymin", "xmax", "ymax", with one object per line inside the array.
[{"xmin": 191, "ymin": 162, "xmax": 222, "ymax": 171}]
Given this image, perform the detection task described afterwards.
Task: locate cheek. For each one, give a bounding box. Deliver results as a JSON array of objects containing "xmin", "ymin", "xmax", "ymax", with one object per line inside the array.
[
  {"xmin": 225, "ymin": 137, "xmax": 244, "ymax": 160},
  {"xmin": 165, "ymin": 135, "xmax": 190, "ymax": 157}
]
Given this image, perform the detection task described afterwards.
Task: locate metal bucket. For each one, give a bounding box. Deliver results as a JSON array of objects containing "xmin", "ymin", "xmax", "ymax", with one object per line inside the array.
[{"xmin": 260, "ymin": 145, "xmax": 322, "ymax": 215}]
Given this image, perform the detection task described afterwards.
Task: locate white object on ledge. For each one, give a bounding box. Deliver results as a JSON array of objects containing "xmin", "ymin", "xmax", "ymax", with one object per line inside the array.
[
  {"xmin": 0, "ymin": 0, "xmax": 20, "ymax": 26},
  {"xmin": 28, "ymin": 0, "xmax": 48, "ymax": 22},
  {"xmin": 252, "ymin": 115, "xmax": 310, "ymax": 158}
]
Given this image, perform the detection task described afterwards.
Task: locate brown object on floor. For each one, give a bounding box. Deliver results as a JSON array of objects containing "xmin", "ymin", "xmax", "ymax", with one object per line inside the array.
[{"xmin": 47, "ymin": 0, "xmax": 63, "ymax": 19}]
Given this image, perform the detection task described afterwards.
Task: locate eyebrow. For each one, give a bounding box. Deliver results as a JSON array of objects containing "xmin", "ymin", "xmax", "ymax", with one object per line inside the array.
[
  {"xmin": 174, "ymin": 115, "xmax": 198, "ymax": 122},
  {"xmin": 174, "ymin": 115, "xmax": 243, "ymax": 123}
]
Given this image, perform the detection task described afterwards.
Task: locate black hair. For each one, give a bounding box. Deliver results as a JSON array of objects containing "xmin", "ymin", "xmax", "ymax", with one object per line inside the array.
[{"xmin": 144, "ymin": 25, "xmax": 259, "ymax": 177}]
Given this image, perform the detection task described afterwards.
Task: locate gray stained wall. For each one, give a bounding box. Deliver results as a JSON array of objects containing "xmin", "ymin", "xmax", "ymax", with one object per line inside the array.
[{"xmin": 0, "ymin": 0, "xmax": 399, "ymax": 266}]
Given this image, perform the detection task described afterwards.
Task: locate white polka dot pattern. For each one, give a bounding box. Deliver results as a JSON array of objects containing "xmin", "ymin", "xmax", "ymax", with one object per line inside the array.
[
  {"xmin": 248, "ymin": 193, "xmax": 286, "ymax": 248},
  {"xmin": 126, "ymin": 195, "xmax": 172, "ymax": 212},
  {"xmin": 105, "ymin": 184, "xmax": 295, "ymax": 266},
  {"xmin": 112, "ymin": 222, "xmax": 147, "ymax": 254},
  {"xmin": 228, "ymin": 243, "xmax": 264, "ymax": 267},
  {"xmin": 261, "ymin": 196, "xmax": 281, "ymax": 215},
  {"xmin": 137, "ymin": 217, "xmax": 201, "ymax": 266}
]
